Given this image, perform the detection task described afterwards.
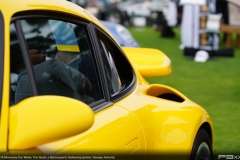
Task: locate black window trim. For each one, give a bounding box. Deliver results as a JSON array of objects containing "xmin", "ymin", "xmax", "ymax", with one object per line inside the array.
[
  {"xmin": 11, "ymin": 10, "xmax": 110, "ymax": 109},
  {"xmin": 14, "ymin": 20, "xmax": 38, "ymax": 96},
  {"xmin": 91, "ymin": 24, "xmax": 136, "ymax": 104},
  {"xmin": 0, "ymin": 11, "xmax": 4, "ymax": 108},
  {"xmin": 86, "ymin": 23, "xmax": 113, "ymax": 111}
]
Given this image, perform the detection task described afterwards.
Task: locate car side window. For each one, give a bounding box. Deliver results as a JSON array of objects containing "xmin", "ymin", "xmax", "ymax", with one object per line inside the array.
[
  {"xmin": 10, "ymin": 19, "xmax": 103, "ymax": 105},
  {"xmin": 96, "ymin": 29, "xmax": 135, "ymax": 98},
  {"xmin": 98, "ymin": 37, "xmax": 122, "ymax": 96}
]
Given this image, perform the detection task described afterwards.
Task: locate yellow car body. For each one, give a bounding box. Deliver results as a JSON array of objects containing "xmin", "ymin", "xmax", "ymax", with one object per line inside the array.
[{"xmin": 0, "ymin": 0, "xmax": 213, "ymax": 159}]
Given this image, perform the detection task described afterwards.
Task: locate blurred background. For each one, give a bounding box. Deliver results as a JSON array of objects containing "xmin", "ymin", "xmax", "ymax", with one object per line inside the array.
[{"xmin": 69, "ymin": 0, "xmax": 240, "ymax": 155}]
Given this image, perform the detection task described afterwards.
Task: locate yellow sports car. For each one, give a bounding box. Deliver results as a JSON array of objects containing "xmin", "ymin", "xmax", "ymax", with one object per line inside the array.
[{"xmin": 0, "ymin": 0, "xmax": 213, "ymax": 159}]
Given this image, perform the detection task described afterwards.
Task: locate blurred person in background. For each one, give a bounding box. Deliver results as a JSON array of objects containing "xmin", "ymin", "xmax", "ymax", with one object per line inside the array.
[
  {"xmin": 161, "ymin": 0, "xmax": 177, "ymax": 38},
  {"xmin": 103, "ymin": 1, "xmax": 121, "ymax": 23},
  {"xmin": 216, "ymin": 0, "xmax": 229, "ymax": 42}
]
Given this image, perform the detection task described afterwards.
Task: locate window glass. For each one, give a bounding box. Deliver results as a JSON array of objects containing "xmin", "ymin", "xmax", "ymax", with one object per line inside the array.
[
  {"xmin": 96, "ymin": 29, "xmax": 135, "ymax": 98},
  {"xmin": 98, "ymin": 38, "xmax": 122, "ymax": 95},
  {"xmin": 10, "ymin": 19, "xmax": 102, "ymax": 105}
]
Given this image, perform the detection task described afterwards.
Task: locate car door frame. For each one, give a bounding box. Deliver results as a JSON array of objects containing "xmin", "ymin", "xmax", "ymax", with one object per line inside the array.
[{"xmin": 2, "ymin": 9, "xmax": 144, "ymax": 154}]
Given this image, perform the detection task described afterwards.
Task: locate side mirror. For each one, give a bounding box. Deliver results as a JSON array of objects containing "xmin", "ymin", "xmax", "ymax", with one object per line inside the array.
[
  {"xmin": 122, "ymin": 47, "xmax": 172, "ymax": 77},
  {"xmin": 8, "ymin": 96, "xmax": 94, "ymax": 150}
]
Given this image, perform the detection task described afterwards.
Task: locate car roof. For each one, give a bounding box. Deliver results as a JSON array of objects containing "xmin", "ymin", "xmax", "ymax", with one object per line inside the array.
[
  {"xmin": 0, "ymin": 0, "xmax": 102, "ymax": 30},
  {"xmin": 0, "ymin": 0, "xmax": 91, "ymax": 20},
  {"xmin": 0, "ymin": 0, "xmax": 118, "ymax": 44},
  {"xmin": 1, "ymin": 0, "xmax": 89, "ymax": 19}
]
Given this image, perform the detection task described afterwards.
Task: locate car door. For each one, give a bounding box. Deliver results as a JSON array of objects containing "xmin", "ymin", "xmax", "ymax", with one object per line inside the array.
[{"xmin": 4, "ymin": 11, "xmax": 145, "ymax": 156}]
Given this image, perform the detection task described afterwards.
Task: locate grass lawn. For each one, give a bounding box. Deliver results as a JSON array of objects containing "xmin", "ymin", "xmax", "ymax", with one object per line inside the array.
[{"xmin": 128, "ymin": 27, "xmax": 240, "ymax": 154}]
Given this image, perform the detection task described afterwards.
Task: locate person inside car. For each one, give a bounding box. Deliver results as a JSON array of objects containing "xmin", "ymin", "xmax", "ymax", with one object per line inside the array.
[{"xmin": 11, "ymin": 49, "xmax": 94, "ymax": 104}]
